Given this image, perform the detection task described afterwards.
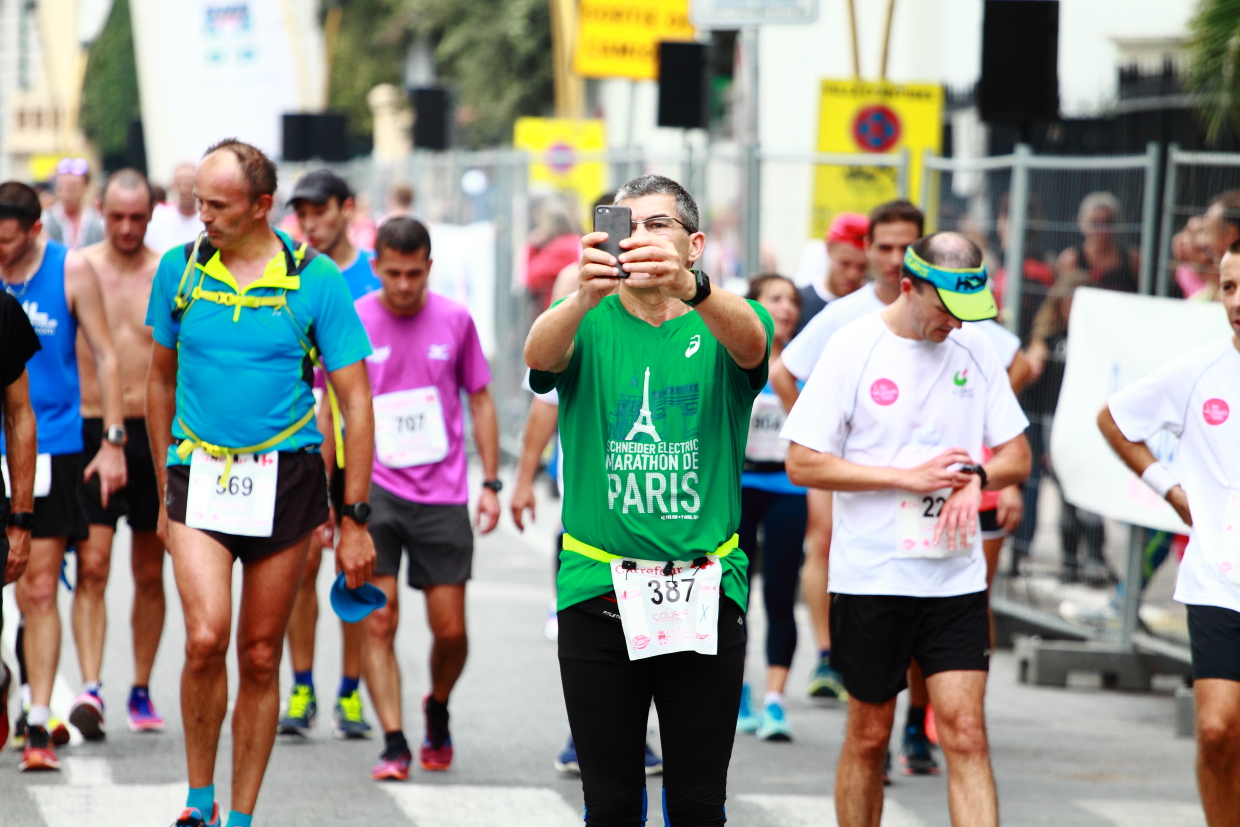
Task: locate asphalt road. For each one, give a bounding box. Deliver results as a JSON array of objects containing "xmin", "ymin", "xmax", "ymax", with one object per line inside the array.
[{"xmin": 0, "ymin": 476, "xmax": 1208, "ymax": 826}]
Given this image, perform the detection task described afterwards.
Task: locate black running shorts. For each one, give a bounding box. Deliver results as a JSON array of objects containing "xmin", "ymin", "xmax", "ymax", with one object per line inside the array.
[
  {"xmin": 1187, "ymin": 604, "xmax": 1240, "ymax": 682},
  {"xmin": 165, "ymin": 450, "xmax": 329, "ymax": 563},
  {"xmin": 369, "ymin": 483, "xmax": 473, "ymax": 589},
  {"xmin": 829, "ymin": 590, "xmax": 991, "ymax": 704},
  {"xmin": 33, "ymin": 453, "xmax": 89, "ymax": 542},
  {"xmin": 79, "ymin": 418, "xmax": 160, "ymax": 532}
]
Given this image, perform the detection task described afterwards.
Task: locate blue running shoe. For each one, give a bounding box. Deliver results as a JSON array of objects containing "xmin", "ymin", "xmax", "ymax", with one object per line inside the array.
[
  {"xmin": 128, "ymin": 686, "xmax": 165, "ymax": 732},
  {"xmin": 806, "ymin": 657, "xmax": 848, "ymax": 701},
  {"xmin": 900, "ymin": 726, "xmax": 939, "ymax": 776},
  {"xmin": 554, "ymin": 736, "xmax": 579, "ymax": 774},
  {"xmin": 173, "ymin": 803, "xmax": 220, "ymax": 827},
  {"xmin": 756, "ymin": 700, "xmax": 792, "ymax": 742},
  {"xmin": 736, "ymin": 683, "xmax": 759, "ymax": 734},
  {"xmin": 278, "ymin": 684, "xmax": 317, "ymax": 735}
]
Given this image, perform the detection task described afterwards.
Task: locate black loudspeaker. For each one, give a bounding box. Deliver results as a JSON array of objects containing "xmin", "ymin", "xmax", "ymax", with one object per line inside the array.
[
  {"xmin": 410, "ymin": 87, "xmax": 451, "ymax": 151},
  {"xmin": 658, "ymin": 42, "xmax": 710, "ymax": 130},
  {"xmin": 282, "ymin": 113, "xmax": 348, "ymax": 161},
  {"xmin": 978, "ymin": 0, "xmax": 1059, "ymax": 124}
]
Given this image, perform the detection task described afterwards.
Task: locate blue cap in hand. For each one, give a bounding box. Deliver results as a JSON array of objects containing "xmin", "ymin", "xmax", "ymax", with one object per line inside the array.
[{"xmin": 329, "ymin": 571, "xmax": 387, "ymax": 622}]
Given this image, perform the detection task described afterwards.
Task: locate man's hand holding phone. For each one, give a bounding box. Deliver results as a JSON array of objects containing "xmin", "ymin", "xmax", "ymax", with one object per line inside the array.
[{"xmin": 578, "ymin": 232, "xmax": 628, "ymax": 311}]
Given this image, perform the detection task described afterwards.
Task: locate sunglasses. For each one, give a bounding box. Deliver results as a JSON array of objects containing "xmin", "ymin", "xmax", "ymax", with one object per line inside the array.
[{"xmin": 56, "ymin": 158, "xmax": 89, "ymax": 176}]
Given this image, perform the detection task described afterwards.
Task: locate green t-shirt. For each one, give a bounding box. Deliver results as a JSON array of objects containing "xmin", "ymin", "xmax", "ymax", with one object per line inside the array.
[{"xmin": 531, "ymin": 294, "xmax": 773, "ymax": 612}]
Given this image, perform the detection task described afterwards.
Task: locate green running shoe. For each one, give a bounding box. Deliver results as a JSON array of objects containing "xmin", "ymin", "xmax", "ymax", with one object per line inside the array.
[
  {"xmin": 278, "ymin": 684, "xmax": 317, "ymax": 734},
  {"xmin": 332, "ymin": 690, "xmax": 373, "ymax": 740},
  {"xmin": 806, "ymin": 657, "xmax": 848, "ymax": 701}
]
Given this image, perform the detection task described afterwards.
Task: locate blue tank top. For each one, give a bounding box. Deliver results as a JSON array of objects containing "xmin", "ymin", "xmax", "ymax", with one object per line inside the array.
[{"xmin": 4, "ymin": 241, "xmax": 82, "ymax": 455}]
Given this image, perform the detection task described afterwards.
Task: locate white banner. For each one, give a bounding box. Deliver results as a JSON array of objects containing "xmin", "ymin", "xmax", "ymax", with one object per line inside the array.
[
  {"xmin": 1050, "ymin": 288, "xmax": 1232, "ymax": 533},
  {"xmin": 130, "ymin": 0, "xmax": 324, "ymax": 182}
]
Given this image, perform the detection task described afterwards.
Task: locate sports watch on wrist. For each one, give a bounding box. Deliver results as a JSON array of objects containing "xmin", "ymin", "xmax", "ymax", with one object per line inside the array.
[
  {"xmin": 682, "ymin": 269, "xmax": 712, "ymax": 307},
  {"xmin": 340, "ymin": 502, "xmax": 371, "ymax": 524},
  {"xmin": 482, "ymin": 479, "xmax": 503, "ymax": 493},
  {"xmin": 105, "ymin": 424, "xmax": 127, "ymax": 446},
  {"xmin": 961, "ymin": 463, "xmax": 989, "ymax": 490},
  {"xmin": 7, "ymin": 511, "xmax": 34, "ymax": 530}
]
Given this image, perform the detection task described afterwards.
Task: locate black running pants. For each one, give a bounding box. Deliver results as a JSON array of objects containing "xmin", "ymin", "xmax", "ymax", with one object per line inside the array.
[{"xmin": 558, "ymin": 596, "xmax": 747, "ymax": 826}]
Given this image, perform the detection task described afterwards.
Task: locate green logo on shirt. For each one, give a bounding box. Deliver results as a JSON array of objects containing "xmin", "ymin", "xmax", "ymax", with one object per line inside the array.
[{"xmin": 953, "ymin": 369, "xmax": 968, "ymax": 387}]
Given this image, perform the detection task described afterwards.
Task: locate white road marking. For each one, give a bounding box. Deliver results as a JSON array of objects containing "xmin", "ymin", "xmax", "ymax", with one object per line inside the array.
[
  {"xmin": 63, "ymin": 755, "xmax": 113, "ymax": 785},
  {"xmin": 1076, "ymin": 799, "xmax": 1205, "ymax": 827},
  {"xmin": 28, "ymin": 784, "xmax": 186, "ymax": 827},
  {"xmin": 382, "ymin": 784, "xmax": 582, "ymax": 827},
  {"xmin": 737, "ymin": 793, "xmax": 927, "ymax": 827}
]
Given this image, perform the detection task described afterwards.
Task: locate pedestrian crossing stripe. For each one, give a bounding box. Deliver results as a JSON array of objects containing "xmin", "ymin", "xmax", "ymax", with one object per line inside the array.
[
  {"xmin": 382, "ymin": 784, "xmax": 583, "ymax": 827},
  {"xmin": 737, "ymin": 793, "xmax": 926, "ymax": 827}
]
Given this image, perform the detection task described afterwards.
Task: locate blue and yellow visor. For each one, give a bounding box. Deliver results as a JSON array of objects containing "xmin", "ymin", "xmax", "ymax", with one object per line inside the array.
[{"xmin": 902, "ymin": 248, "xmax": 997, "ymax": 322}]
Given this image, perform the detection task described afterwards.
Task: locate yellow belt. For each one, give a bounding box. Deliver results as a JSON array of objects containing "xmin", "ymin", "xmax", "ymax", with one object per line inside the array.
[
  {"xmin": 175, "ymin": 409, "xmax": 315, "ymax": 484},
  {"xmin": 562, "ymin": 532, "xmax": 738, "ymax": 564}
]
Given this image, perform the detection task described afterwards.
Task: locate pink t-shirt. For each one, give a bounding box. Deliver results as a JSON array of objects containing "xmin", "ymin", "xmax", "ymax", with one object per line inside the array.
[{"xmin": 356, "ymin": 291, "xmax": 491, "ymax": 505}]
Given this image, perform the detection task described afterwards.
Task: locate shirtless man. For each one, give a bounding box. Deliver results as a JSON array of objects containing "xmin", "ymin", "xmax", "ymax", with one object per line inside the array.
[{"xmin": 69, "ymin": 169, "xmax": 166, "ymax": 739}]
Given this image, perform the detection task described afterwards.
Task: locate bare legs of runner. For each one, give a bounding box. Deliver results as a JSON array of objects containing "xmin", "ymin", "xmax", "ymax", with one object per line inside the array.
[
  {"xmin": 286, "ymin": 540, "xmax": 365, "ymax": 691},
  {"xmin": 70, "ymin": 526, "xmax": 166, "ymax": 690},
  {"xmin": 171, "ymin": 522, "xmax": 309, "ymax": 815},
  {"xmin": 362, "ymin": 577, "xmax": 467, "ymax": 733},
  {"xmin": 15, "ymin": 538, "xmax": 70, "ymax": 708},
  {"xmin": 836, "ymin": 670, "xmax": 997, "ymax": 827},
  {"xmin": 801, "ymin": 489, "xmax": 833, "ymax": 653},
  {"xmin": 1195, "ymin": 678, "xmax": 1240, "ymax": 827}
]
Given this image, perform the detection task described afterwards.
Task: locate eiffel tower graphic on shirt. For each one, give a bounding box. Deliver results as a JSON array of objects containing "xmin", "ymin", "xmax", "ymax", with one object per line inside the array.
[{"xmin": 625, "ymin": 367, "xmax": 662, "ymax": 442}]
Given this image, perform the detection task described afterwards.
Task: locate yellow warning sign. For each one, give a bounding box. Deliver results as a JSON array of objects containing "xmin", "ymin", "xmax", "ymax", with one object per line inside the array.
[
  {"xmin": 514, "ymin": 117, "xmax": 608, "ymax": 227},
  {"xmin": 573, "ymin": 0, "xmax": 695, "ymax": 81},
  {"xmin": 808, "ymin": 79, "xmax": 943, "ymax": 240}
]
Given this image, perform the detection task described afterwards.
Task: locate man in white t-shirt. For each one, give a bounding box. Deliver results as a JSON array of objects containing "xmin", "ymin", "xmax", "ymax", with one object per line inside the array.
[
  {"xmin": 782, "ymin": 233, "xmax": 1030, "ymax": 827},
  {"xmin": 776, "ymin": 200, "xmax": 924, "ymax": 704},
  {"xmin": 1098, "ymin": 251, "xmax": 1240, "ymax": 827},
  {"xmin": 144, "ymin": 164, "xmax": 202, "ymax": 254}
]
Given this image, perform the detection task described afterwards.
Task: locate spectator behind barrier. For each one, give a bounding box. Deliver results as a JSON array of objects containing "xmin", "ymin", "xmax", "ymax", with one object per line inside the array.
[{"xmin": 1057, "ymin": 191, "xmax": 1139, "ymax": 295}]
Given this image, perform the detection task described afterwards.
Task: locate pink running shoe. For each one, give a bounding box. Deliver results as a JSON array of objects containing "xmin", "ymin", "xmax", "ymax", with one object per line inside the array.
[
  {"xmin": 69, "ymin": 689, "xmax": 105, "ymax": 741},
  {"xmin": 419, "ymin": 694, "xmax": 453, "ymax": 771},
  {"xmin": 371, "ymin": 749, "xmax": 412, "ymax": 781}
]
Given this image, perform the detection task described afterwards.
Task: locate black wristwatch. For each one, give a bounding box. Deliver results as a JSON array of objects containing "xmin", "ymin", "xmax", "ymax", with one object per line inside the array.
[
  {"xmin": 681, "ymin": 269, "xmax": 712, "ymax": 307},
  {"xmin": 7, "ymin": 511, "xmax": 34, "ymax": 530},
  {"xmin": 962, "ymin": 463, "xmax": 989, "ymax": 490},
  {"xmin": 340, "ymin": 502, "xmax": 371, "ymax": 524},
  {"xmin": 482, "ymin": 479, "xmax": 503, "ymax": 493}
]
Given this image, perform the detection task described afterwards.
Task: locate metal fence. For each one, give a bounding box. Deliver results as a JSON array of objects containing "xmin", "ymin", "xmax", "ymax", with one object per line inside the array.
[{"xmin": 1157, "ymin": 145, "xmax": 1240, "ymax": 298}]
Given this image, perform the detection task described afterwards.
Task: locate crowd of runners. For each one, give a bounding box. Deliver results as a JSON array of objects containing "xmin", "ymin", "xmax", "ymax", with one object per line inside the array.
[{"xmin": 0, "ymin": 141, "xmax": 1237, "ymax": 827}]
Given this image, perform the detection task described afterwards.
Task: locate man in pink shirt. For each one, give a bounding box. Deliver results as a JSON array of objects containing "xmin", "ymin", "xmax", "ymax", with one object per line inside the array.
[{"xmin": 354, "ymin": 217, "xmax": 501, "ymax": 781}]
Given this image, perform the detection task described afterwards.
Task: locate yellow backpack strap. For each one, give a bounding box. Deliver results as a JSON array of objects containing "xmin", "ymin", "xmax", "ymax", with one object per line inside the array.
[
  {"xmin": 171, "ymin": 233, "xmax": 207, "ymax": 321},
  {"xmin": 175, "ymin": 408, "xmax": 316, "ymax": 485},
  {"xmin": 562, "ymin": 533, "xmax": 738, "ymax": 563}
]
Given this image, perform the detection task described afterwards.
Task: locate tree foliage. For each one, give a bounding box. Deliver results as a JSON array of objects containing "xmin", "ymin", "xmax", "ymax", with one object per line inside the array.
[
  {"xmin": 1186, "ymin": 0, "xmax": 1240, "ymax": 143},
  {"xmin": 80, "ymin": 0, "xmax": 142, "ymax": 160},
  {"xmin": 329, "ymin": 0, "xmax": 555, "ymax": 148}
]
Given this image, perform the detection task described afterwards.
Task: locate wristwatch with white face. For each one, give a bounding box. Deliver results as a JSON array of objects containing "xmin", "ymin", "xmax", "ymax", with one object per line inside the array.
[{"xmin": 105, "ymin": 424, "xmax": 128, "ymax": 446}]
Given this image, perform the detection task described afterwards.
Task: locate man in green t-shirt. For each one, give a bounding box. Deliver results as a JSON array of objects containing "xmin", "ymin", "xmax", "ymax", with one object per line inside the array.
[{"xmin": 526, "ymin": 174, "xmax": 772, "ymax": 826}]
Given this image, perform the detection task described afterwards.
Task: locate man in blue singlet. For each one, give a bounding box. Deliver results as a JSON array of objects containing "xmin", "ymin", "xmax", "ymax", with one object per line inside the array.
[
  {"xmin": 275, "ymin": 168, "xmax": 378, "ymax": 739},
  {"xmin": 0, "ymin": 181, "xmax": 127, "ymax": 772},
  {"xmin": 145, "ymin": 140, "xmax": 376, "ymax": 827}
]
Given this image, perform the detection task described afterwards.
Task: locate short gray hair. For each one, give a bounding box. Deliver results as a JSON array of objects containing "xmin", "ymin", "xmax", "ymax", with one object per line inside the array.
[
  {"xmin": 1077, "ymin": 191, "xmax": 1121, "ymax": 225},
  {"xmin": 614, "ymin": 174, "xmax": 700, "ymax": 234},
  {"xmin": 910, "ymin": 231, "xmax": 983, "ymax": 269}
]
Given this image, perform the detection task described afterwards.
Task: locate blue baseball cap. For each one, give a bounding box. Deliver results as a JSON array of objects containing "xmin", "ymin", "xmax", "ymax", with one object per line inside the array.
[
  {"xmin": 330, "ymin": 572, "xmax": 387, "ymax": 622},
  {"xmin": 902, "ymin": 246, "xmax": 997, "ymax": 322}
]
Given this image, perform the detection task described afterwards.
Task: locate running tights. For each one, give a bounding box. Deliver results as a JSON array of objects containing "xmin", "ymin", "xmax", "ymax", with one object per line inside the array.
[
  {"xmin": 558, "ymin": 597, "xmax": 746, "ymax": 826},
  {"xmin": 737, "ymin": 488, "xmax": 807, "ymax": 669}
]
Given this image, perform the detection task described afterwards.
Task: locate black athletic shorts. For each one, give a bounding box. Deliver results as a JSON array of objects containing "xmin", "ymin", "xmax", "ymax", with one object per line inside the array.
[
  {"xmin": 829, "ymin": 590, "xmax": 991, "ymax": 704},
  {"xmin": 369, "ymin": 483, "xmax": 473, "ymax": 589},
  {"xmin": 164, "ymin": 450, "xmax": 329, "ymax": 563},
  {"xmin": 979, "ymin": 508, "xmax": 1004, "ymax": 541},
  {"xmin": 33, "ymin": 453, "xmax": 89, "ymax": 542},
  {"xmin": 79, "ymin": 418, "xmax": 160, "ymax": 533},
  {"xmin": 1187, "ymin": 604, "xmax": 1240, "ymax": 682}
]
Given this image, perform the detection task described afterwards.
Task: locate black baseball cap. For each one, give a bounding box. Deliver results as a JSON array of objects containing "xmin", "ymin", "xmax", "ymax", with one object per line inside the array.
[{"xmin": 286, "ymin": 169, "xmax": 353, "ymax": 207}]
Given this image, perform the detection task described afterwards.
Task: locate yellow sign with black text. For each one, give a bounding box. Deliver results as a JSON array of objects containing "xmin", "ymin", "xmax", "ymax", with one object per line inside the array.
[
  {"xmin": 808, "ymin": 80, "xmax": 943, "ymax": 240},
  {"xmin": 573, "ymin": 0, "xmax": 695, "ymax": 80}
]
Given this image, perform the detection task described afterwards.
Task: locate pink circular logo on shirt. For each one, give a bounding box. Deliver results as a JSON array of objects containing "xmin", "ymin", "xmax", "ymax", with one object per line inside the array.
[
  {"xmin": 1203, "ymin": 398, "xmax": 1230, "ymax": 426},
  {"xmin": 870, "ymin": 378, "xmax": 899, "ymax": 406}
]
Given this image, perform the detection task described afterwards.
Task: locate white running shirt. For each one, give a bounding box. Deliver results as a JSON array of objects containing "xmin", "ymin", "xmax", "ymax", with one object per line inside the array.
[
  {"xmin": 780, "ymin": 314, "xmax": 1029, "ymax": 597},
  {"xmin": 1107, "ymin": 337, "xmax": 1240, "ymax": 613}
]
